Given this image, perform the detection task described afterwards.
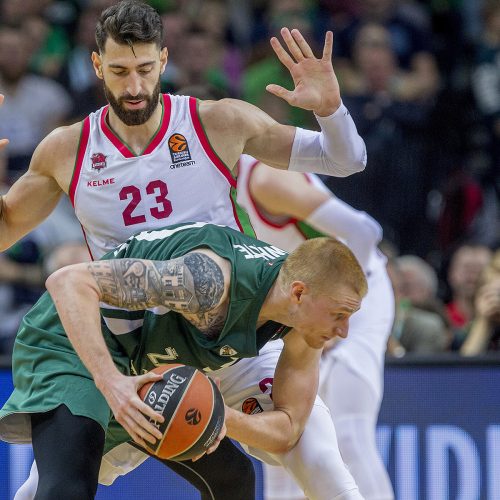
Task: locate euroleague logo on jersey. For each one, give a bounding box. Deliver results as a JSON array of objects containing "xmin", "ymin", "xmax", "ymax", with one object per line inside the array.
[
  {"xmin": 242, "ymin": 397, "xmax": 263, "ymax": 415},
  {"xmin": 90, "ymin": 152, "xmax": 107, "ymax": 172},
  {"xmin": 168, "ymin": 133, "xmax": 195, "ymax": 169}
]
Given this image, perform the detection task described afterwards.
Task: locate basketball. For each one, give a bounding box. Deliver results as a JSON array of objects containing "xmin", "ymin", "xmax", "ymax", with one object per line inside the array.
[{"xmin": 138, "ymin": 364, "xmax": 225, "ymax": 461}]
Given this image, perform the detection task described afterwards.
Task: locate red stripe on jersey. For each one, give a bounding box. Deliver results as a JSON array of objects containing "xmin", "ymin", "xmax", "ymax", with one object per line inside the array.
[
  {"xmin": 79, "ymin": 224, "xmax": 95, "ymax": 261},
  {"xmin": 69, "ymin": 117, "xmax": 91, "ymax": 206},
  {"xmin": 100, "ymin": 106, "xmax": 135, "ymax": 158},
  {"xmin": 142, "ymin": 94, "xmax": 171, "ymax": 155},
  {"xmin": 246, "ymin": 160, "xmax": 296, "ymax": 229},
  {"xmin": 188, "ymin": 97, "xmax": 236, "ymax": 188}
]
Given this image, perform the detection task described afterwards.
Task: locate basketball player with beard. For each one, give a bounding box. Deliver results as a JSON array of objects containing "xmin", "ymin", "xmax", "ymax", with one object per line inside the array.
[{"xmin": 0, "ymin": 1, "xmax": 366, "ymax": 498}]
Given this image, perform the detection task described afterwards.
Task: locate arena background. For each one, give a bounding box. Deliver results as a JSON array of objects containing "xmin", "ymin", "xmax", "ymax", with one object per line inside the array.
[{"xmin": 2, "ymin": 357, "xmax": 500, "ymax": 500}]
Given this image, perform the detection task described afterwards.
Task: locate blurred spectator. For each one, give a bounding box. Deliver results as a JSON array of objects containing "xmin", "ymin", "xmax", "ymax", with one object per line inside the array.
[
  {"xmin": 242, "ymin": 0, "xmax": 318, "ymax": 126},
  {"xmin": 58, "ymin": 3, "xmax": 108, "ymax": 119},
  {"xmin": 160, "ymin": 11, "xmax": 190, "ymax": 91},
  {"xmin": 437, "ymin": 169, "xmax": 485, "ymax": 251},
  {"xmin": 0, "ymin": 24, "xmax": 72, "ymax": 181},
  {"xmin": 397, "ymin": 255, "xmax": 439, "ymax": 307},
  {"xmin": 387, "ymin": 257, "xmax": 449, "ymax": 356},
  {"xmin": 196, "ymin": 1, "xmax": 245, "ymax": 96},
  {"xmin": 28, "ymin": 196, "xmax": 86, "ymax": 258},
  {"xmin": 44, "ymin": 241, "xmax": 90, "ymax": 276},
  {"xmin": 461, "ymin": 250, "xmax": 500, "ymax": 355},
  {"xmin": 169, "ymin": 25, "xmax": 229, "ymax": 94},
  {"xmin": 445, "ymin": 243, "xmax": 493, "ymax": 348},
  {"xmin": 0, "ymin": 192, "xmax": 83, "ymax": 355},
  {"xmin": 323, "ymin": 23, "xmax": 437, "ymax": 255},
  {"xmin": 0, "ymin": 237, "xmax": 45, "ymax": 355},
  {"xmin": 471, "ymin": 0, "xmax": 500, "ymax": 173},
  {"xmin": 2, "ymin": 0, "xmax": 73, "ymax": 79},
  {"xmin": 333, "ymin": 0, "xmax": 439, "ymax": 101}
]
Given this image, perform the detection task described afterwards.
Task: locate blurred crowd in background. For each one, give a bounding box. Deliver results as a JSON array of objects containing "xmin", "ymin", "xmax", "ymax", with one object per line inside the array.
[{"xmin": 0, "ymin": 0, "xmax": 499, "ymax": 358}]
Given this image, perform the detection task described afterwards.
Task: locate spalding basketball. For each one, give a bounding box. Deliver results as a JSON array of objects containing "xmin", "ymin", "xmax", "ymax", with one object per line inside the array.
[{"xmin": 138, "ymin": 364, "xmax": 225, "ymax": 461}]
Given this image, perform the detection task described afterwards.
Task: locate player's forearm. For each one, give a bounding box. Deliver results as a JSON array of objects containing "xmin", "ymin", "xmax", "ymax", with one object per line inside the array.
[
  {"xmin": 46, "ymin": 266, "xmax": 121, "ymax": 387},
  {"xmin": 225, "ymin": 406, "xmax": 302, "ymax": 454},
  {"xmin": 289, "ymin": 103, "xmax": 367, "ymax": 177},
  {"xmin": 306, "ymin": 196, "xmax": 383, "ymax": 272}
]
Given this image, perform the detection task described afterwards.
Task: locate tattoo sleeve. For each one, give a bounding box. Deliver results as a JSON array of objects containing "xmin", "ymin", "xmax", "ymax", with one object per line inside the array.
[{"xmin": 89, "ymin": 252, "xmax": 225, "ymax": 313}]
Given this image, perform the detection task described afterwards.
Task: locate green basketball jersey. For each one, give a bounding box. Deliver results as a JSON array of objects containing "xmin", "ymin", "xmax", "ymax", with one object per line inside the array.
[{"xmin": 100, "ymin": 222, "xmax": 292, "ymax": 374}]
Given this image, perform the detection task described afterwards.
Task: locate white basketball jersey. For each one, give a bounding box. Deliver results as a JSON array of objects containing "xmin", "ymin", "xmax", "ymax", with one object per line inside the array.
[
  {"xmin": 70, "ymin": 94, "xmax": 253, "ymax": 259},
  {"xmin": 236, "ymin": 154, "xmax": 329, "ymax": 250},
  {"xmin": 236, "ymin": 154, "xmax": 393, "ymax": 396}
]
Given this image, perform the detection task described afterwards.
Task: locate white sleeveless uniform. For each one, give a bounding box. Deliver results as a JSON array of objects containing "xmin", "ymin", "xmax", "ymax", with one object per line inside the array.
[
  {"xmin": 237, "ymin": 155, "xmax": 395, "ymax": 500},
  {"xmin": 70, "ymin": 94, "xmax": 253, "ymax": 259}
]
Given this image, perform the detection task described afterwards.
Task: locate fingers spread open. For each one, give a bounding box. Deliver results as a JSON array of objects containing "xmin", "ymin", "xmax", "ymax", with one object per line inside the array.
[
  {"xmin": 291, "ymin": 29, "xmax": 315, "ymax": 59},
  {"xmin": 280, "ymin": 27, "xmax": 305, "ymax": 62},
  {"xmin": 270, "ymin": 36, "xmax": 295, "ymax": 70},
  {"xmin": 322, "ymin": 31, "xmax": 333, "ymax": 61}
]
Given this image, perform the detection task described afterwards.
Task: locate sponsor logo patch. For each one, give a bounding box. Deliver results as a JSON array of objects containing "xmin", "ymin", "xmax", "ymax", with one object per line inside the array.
[
  {"xmin": 90, "ymin": 152, "xmax": 107, "ymax": 172},
  {"xmin": 168, "ymin": 133, "xmax": 194, "ymax": 167},
  {"xmin": 242, "ymin": 397, "xmax": 263, "ymax": 415},
  {"xmin": 147, "ymin": 348, "xmax": 179, "ymax": 365},
  {"xmin": 219, "ymin": 345, "xmax": 238, "ymax": 357}
]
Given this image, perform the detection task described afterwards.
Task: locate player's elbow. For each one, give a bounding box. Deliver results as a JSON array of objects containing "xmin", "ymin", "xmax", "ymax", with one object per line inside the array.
[
  {"xmin": 45, "ymin": 266, "xmax": 70, "ymax": 295},
  {"xmin": 329, "ymin": 152, "xmax": 367, "ymax": 178},
  {"xmin": 272, "ymin": 410, "xmax": 304, "ymax": 453},
  {"xmin": 45, "ymin": 264, "xmax": 89, "ymax": 299}
]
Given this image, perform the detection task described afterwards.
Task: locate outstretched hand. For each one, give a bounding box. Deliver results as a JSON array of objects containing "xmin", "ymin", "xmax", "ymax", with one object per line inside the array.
[
  {"xmin": 0, "ymin": 95, "xmax": 9, "ymax": 150},
  {"xmin": 267, "ymin": 29, "xmax": 341, "ymax": 117}
]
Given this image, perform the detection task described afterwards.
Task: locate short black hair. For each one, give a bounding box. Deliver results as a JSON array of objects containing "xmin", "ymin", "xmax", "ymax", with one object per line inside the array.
[{"xmin": 95, "ymin": 0, "xmax": 163, "ymax": 53}]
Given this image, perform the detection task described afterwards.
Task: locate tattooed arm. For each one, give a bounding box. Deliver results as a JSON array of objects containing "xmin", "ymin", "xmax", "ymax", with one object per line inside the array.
[{"xmin": 45, "ymin": 249, "xmax": 230, "ymax": 447}]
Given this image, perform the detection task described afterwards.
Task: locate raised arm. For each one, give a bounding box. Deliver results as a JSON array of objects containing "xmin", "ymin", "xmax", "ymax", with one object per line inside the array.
[
  {"xmin": 248, "ymin": 162, "xmax": 382, "ymax": 271},
  {"xmin": 46, "ymin": 250, "xmax": 230, "ymax": 447},
  {"xmin": 224, "ymin": 329, "xmax": 321, "ymax": 453},
  {"xmin": 0, "ymin": 124, "xmax": 80, "ymax": 251},
  {"xmin": 199, "ymin": 29, "xmax": 366, "ymax": 176}
]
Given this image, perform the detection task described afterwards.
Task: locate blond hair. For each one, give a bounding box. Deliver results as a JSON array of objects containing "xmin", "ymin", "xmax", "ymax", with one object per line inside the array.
[{"xmin": 279, "ymin": 237, "xmax": 368, "ymax": 298}]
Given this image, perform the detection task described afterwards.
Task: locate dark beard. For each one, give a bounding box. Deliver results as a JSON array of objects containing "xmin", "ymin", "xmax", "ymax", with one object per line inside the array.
[{"xmin": 103, "ymin": 80, "xmax": 161, "ymax": 126}]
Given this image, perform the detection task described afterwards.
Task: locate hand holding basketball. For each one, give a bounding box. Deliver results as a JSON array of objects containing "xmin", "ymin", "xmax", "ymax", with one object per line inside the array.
[{"xmin": 98, "ymin": 370, "xmax": 165, "ymax": 449}]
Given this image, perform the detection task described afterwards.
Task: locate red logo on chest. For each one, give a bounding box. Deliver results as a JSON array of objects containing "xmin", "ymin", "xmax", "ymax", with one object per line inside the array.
[{"xmin": 91, "ymin": 153, "xmax": 107, "ymax": 171}]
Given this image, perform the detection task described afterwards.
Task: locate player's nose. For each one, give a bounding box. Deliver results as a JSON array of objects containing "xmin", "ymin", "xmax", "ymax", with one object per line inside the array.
[
  {"xmin": 334, "ymin": 319, "xmax": 349, "ymax": 338},
  {"xmin": 126, "ymin": 73, "xmax": 142, "ymax": 97}
]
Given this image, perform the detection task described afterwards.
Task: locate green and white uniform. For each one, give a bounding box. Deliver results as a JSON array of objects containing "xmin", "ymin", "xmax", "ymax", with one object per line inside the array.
[
  {"xmin": 0, "ymin": 222, "xmax": 289, "ymax": 447},
  {"xmin": 101, "ymin": 222, "xmax": 290, "ymax": 375}
]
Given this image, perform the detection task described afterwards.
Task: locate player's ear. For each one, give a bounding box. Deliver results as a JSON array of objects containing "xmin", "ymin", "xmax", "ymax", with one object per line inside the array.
[
  {"xmin": 290, "ymin": 281, "xmax": 307, "ymax": 303},
  {"xmin": 92, "ymin": 51, "xmax": 103, "ymax": 79},
  {"xmin": 160, "ymin": 47, "xmax": 168, "ymax": 74}
]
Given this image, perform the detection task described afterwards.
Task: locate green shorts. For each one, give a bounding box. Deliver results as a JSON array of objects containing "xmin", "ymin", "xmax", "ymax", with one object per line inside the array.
[{"xmin": 0, "ymin": 293, "xmax": 129, "ymax": 444}]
